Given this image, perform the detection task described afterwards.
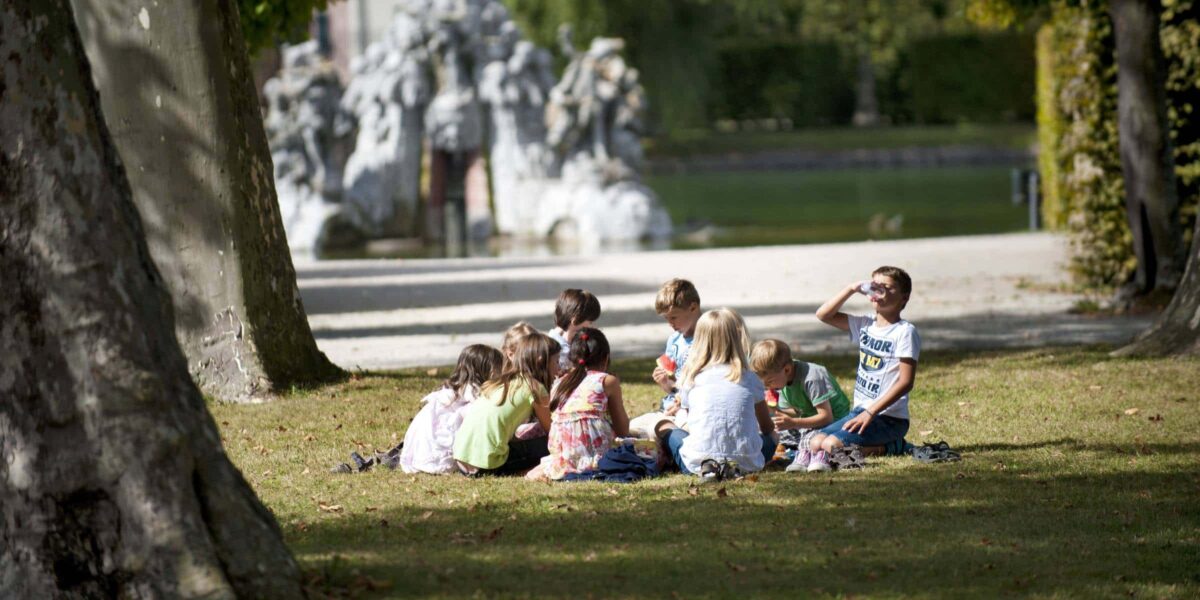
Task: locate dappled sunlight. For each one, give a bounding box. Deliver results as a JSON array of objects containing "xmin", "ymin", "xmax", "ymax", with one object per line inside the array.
[{"xmin": 209, "ymin": 348, "xmax": 1200, "ymax": 598}]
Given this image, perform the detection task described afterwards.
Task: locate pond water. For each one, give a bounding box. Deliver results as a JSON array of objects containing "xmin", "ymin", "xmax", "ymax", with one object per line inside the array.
[{"xmin": 318, "ymin": 165, "xmax": 1030, "ymax": 260}]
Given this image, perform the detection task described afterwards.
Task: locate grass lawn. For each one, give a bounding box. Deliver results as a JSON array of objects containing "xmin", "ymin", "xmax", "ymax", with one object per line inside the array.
[
  {"xmin": 211, "ymin": 347, "xmax": 1200, "ymax": 598},
  {"xmin": 645, "ymin": 124, "xmax": 1036, "ymax": 158},
  {"xmin": 648, "ymin": 166, "xmax": 1029, "ymax": 248}
]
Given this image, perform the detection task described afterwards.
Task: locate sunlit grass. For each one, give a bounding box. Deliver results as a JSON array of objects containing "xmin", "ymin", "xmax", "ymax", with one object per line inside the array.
[{"xmin": 210, "ymin": 347, "xmax": 1200, "ymax": 598}]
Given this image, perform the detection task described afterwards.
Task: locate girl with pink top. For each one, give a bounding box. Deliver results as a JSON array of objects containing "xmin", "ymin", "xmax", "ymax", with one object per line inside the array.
[{"xmin": 526, "ymin": 328, "xmax": 630, "ymax": 481}]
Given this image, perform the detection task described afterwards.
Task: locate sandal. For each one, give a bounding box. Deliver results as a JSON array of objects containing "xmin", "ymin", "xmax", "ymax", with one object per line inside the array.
[
  {"xmin": 828, "ymin": 445, "xmax": 867, "ymax": 470},
  {"xmin": 911, "ymin": 441, "xmax": 961, "ymax": 463}
]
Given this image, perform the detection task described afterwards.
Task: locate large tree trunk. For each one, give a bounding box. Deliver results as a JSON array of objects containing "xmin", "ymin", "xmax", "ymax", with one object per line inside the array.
[
  {"xmin": 1110, "ymin": 0, "xmax": 1184, "ymax": 295},
  {"xmin": 70, "ymin": 0, "xmax": 342, "ymax": 402},
  {"xmin": 0, "ymin": 1, "xmax": 304, "ymax": 596},
  {"xmin": 1115, "ymin": 218, "xmax": 1200, "ymax": 356}
]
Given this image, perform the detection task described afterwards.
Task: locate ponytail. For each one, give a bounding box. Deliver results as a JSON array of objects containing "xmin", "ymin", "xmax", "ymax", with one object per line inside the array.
[{"xmin": 550, "ymin": 328, "xmax": 610, "ymax": 411}]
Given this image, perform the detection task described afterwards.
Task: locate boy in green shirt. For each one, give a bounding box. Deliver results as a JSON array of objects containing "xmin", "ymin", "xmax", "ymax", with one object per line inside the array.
[{"xmin": 750, "ymin": 339, "xmax": 851, "ymax": 472}]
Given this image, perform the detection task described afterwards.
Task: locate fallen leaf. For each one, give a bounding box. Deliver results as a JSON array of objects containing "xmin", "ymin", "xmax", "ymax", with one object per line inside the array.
[
  {"xmin": 277, "ymin": 425, "xmax": 288, "ymax": 432},
  {"xmin": 260, "ymin": 469, "xmax": 272, "ymax": 477},
  {"xmin": 365, "ymin": 506, "xmax": 378, "ymax": 512},
  {"xmin": 1089, "ymin": 385, "xmax": 1103, "ymax": 391},
  {"xmin": 687, "ymin": 486, "xmax": 700, "ymax": 497},
  {"xmin": 317, "ymin": 502, "xmax": 343, "ymax": 513},
  {"xmin": 1124, "ymin": 407, "xmax": 1140, "ymax": 416},
  {"xmin": 919, "ymin": 430, "xmax": 934, "ymax": 436},
  {"xmin": 221, "ymin": 421, "xmax": 229, "ymax": 426},
  {"xmin": 726, "ymin": 561, "xmax": 747, "ymax": 573},
  {"xmin": 304, "ymin": 434, "xmax": 316, "ymax": 442},
  {"xmin": 417, "ymin": 510, "xmax": 434, "ymax": 521},
  {"xmin": 716, "ymin": 487, "xmax": 728, "ymax": 498},
  {"xmin": 334, "ymin": 424, "xmax": 343, "ymax": 431},
  {"xmin": 426, "ymin": 368, "xmax": 439, "ymax": 376},
  {"xmin": 297, "ymin": 521, "xmax": 309, "ymax": 532},
  {"xmin": 301, "ymin": 467, "xmax": 311, "ymax": 475},
  {"xmin": 583, "ymin": 551, "xmax": 597, "ymax": 562},
  {"xmin": 484, "ymin": 527, "xmax": 504, "ymax": 542},
  {"xmin": 1148, "ymin": 414, "xmax": 1164, "ymax": 422},
  {"xmin": 553, "ymin": 503, "xmax": 574, "ymax": 511},
  {"xmin": 957, "ymin": 402, "xmax": 969, "ymax": 407},
  {"xmin": 745, "ymin": 473, "xmax": 760, "ymax": 483},
  {"xmin": 379, "ymin": 519, "xmax": 388, "ymax": 528}
]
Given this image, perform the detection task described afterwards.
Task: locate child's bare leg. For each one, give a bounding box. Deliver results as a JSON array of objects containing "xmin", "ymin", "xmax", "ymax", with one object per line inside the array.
[
  {"xmin": 820, "ymin": 435, "xmax": 845, "ymax": 453},
  {"xmin": 808, "ymin": 433, "xmax": 828, "ymax": 453}
]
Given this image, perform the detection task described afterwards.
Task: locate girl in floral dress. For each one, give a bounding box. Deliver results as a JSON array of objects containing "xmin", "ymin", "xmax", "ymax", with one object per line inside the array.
[{"xmin": 526, "ymin": 328, "xmax": 630, "ymax": 481}]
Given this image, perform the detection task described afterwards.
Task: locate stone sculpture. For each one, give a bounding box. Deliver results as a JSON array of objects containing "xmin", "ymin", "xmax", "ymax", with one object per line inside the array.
[
  {"xmin": 263, "ymin": 41, "xmax": 355, "ymax": 251},
  {"xmin": 263, "ymin": 1, "xmax": 671, "ymax": 253},
  {"xmin": 339, "ymin": 13, "xmax": 431, "ymax": 238}
]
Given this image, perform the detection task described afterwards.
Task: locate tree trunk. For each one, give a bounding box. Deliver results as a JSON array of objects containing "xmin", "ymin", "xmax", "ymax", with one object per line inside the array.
[
  {"xmin": 70, "ymin": 0, "xmax": 342, "ymax": 402},
  {"xmin": 1115, "ymin": 217, "xmax": 1200, "ymax": 356},
  {"xmin": 0, "ymin": 1, "xmax": 304, "ymax": 597},
  {"xmin": 851, "ymin": 51, "xmax": 881, "ymax": 127},
  {"xmin": 1110, "ymin": 0, "xmax": 1183, "ymax": 294}
]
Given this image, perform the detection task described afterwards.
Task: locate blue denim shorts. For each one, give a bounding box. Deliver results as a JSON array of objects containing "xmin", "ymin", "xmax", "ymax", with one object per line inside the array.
[{"xmin": 820, "ymin": 406, "xmax": 909, "ymax": 447}]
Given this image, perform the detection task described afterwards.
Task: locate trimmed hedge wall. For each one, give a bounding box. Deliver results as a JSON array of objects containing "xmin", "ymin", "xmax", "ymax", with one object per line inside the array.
[
  {"xmin": 709, "ymin": 31, "xmax": 1035, "ymax": 126},
  {"xmin": 1038, "ymin": 0, "xmax": 1200, "ymax": 289}
]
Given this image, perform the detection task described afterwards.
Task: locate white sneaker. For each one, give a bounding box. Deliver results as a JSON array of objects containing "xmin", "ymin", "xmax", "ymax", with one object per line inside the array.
[
  {"xmin": 785, "ymin": 449, "xmax": 812, "ymax": 472},
  {"xmin": 807, "ymin": 450, "xmax": 832, "ymax": 472}
]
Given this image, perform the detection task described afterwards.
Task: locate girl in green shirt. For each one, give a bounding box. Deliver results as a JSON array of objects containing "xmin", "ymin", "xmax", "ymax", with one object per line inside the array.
[{"xmin": 453, "ymin": 333, "xmax": 560, "ymax": 475}]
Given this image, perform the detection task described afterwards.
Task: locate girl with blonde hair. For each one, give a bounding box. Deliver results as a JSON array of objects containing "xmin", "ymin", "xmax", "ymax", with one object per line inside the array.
[{"xmin": 657, "ymin": 308, "xmax": 775, "ymax": 481}]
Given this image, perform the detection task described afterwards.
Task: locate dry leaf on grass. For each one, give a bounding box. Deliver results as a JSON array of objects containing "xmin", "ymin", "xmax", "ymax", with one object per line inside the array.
[
  {"xmin": 716, "ymin": 487, "xmax": 728, "ymax": 498},
  {"xmin": 317, "ymin": 502, "xmax": 343, "ymax": 513},
  {"xmin": 1123, "ymin": 407, "xmax": 1140, "ymax": 416},
  {"xmin": 919, "ymin": 430, "xmax": 934, "ymax": 436},
  {"xmin": 426, "ymin": 368, "xmax": 439, "ymax": 376},
  {"xmin": 417, "ymin": 510, "xmax": 434, "ymax": 521}
]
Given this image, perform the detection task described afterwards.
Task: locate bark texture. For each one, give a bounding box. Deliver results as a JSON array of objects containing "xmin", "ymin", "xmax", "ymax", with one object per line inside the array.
[
  {"xmin": 1111, "ymin": 0, "xmax": 1184, "ymax": 293},
  {"xmin": 70, "ymin": 0, "xmax": 342, "ymax": 402},
  {"xmin": 0, "ymin": 1, "xmax": 304, "ymax": 597},
  {"xmin": 1116, "ymin": 218, "xmax": 1200, "ymax": 356}
]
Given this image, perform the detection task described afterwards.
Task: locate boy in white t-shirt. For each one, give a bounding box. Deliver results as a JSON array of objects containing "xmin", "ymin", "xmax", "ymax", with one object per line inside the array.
[{"xmin": 806, "ymin": 266, "xmax": 920, "ymax": 472}]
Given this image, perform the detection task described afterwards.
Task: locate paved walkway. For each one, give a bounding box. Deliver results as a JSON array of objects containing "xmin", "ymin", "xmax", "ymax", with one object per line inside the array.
[{"xmin": 295, "ymin": 232, "xmax": 1152, "ymax": 369}]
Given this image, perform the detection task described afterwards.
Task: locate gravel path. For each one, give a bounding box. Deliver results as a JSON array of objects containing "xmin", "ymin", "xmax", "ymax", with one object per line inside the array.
[{"xmin": 296, "ymin": 232, "xmax": 1152, "ymax": 369}]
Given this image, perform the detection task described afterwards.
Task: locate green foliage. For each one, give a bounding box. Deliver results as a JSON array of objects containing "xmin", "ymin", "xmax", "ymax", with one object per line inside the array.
[
  {"xmin": 1035, "ymin": 24, "xmax": 1066, "ymax": 228},
  {"xmin": 901, "ymin": 32, "xmax": 1036, "ymax": 123},
  {"xmin": 1162, "ymin": 0, "xmax": 1200, "ymax": 250},
  {"xmin": 238, "ymin": 0, "xmax": 328, "ymax": 56},
  {"xmin": 505, "ymin": 0, "xmax": 1035, "ymax": 131},
  {"xmin": 504, "ymin": 0, "xmax": 721, "ymax": 132},
  {"xmin": 708, "ymin": 40, "xmax": 855, "ymax": 125},
  {"xmin": 1037, "ymin": 0, "xmax": 1200, "ymax": 289}
]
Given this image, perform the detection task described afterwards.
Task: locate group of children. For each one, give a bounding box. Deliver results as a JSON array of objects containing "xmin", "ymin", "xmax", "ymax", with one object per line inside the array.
[{"xmin": 394, "ymin": 265, "xmax": 920, "ymax": 481}]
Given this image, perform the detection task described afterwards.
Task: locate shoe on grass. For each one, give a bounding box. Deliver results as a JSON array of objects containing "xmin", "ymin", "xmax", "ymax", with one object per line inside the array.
[
  {"xmin": 699, "ymin": 459, "xmax": 722, "ymax": 483},
  {"xmin": 785, "ymin": 449, "xmax": 812, "ymax": 473},
  {"xmin": 829, "ymin": 445, "xmax": 867, "ymax": 470},
  {"xmin": 807, "ymin": 450, "xmax": 831, "ymax": 472},
  {"xmin": 329, "ymin": 462, "xmax": 353, "ymax": 474},
  {"xmin": 720, "ymin": 461, "xmax": 746, "ymax": 481}
]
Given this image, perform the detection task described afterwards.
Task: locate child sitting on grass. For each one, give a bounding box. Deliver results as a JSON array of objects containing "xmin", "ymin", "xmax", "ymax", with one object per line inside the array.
[
  {"xmin": 628, "ymin": 279, "xmax": 702, "ymax": 437},
  {"xmin": 453, "ymin": 333, "xmax": 560, "ymax": 476},
  {"xmin": 399, "ymin": 344, "xmax": 504, "ymax": 474},
  {"xmin": 526, "ymin": 328, "xmax": 630, "ymax": 481},
  {"xmin": 750, "ymin": 339, "xmax": 851, "ymax": 473},
  {"xmin": 655, "ymin": 308, "xmax": 775, "ymax": 481},
  {"xmin": 807, "ymin": 266, "xmax": 920, "ymax": 472},
  {"xmin": 547, "ymin": 289, "xmax": 601, "ymax": 373}
]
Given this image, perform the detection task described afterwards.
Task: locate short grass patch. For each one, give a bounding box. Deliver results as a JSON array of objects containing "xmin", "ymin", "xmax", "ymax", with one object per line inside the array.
[{"xmin": 211, "ymin": 347, "xmax": 1200, "ymax": 598}]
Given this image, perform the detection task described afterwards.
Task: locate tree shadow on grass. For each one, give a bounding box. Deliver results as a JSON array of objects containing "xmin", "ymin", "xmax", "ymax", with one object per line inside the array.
[{"xmin": 285, "ymin": 465, "xmax": 1200, "ymax": 598}]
